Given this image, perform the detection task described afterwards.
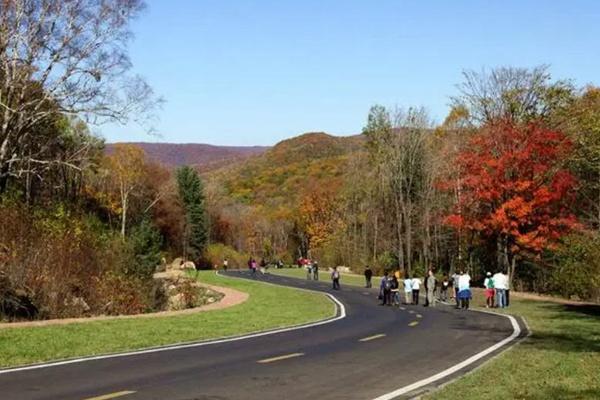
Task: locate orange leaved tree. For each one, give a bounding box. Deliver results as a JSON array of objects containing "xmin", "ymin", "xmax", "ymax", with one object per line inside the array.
[{"xmin": 444, "ymin": 120, "xmax": 579, "ymax": 281}]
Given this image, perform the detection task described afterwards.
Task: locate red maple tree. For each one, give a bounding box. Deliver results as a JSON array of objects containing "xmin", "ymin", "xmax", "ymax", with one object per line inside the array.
[{"xmin": 444, "ymin": 120, "xmax": 579, "ymax": 275}]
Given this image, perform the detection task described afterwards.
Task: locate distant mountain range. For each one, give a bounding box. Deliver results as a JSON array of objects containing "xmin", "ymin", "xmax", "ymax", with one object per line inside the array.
[{"xmin": 105, "ymin": 142, "xmax": 270, "ymax": 170}]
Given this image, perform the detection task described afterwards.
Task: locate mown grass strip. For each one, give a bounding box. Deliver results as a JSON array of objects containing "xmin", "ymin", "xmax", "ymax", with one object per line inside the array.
[
  {"xmin": 425, "ymin": 297, "xmax": 600, "ymax": 400},
  {"xmin": 0, "ymin": 271, "xmax": 334, "ymax": 368}
]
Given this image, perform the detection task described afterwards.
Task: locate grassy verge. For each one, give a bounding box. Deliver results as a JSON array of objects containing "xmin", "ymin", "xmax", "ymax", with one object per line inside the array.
[
  {"xmin": 271, "ymin": 267, "xmax": 382, "ymax": 287},
  {"xmin": 426, "ymin": 295, "xmax": 600, "ymax": 400},
  {"xmin": 0, "ymin": 271, "xmax": 334, "ymax": 368}
]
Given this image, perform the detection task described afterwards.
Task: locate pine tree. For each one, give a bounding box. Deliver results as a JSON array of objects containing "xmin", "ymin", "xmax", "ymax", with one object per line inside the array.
[{"xmin": 176, "ymin": 166, "xmax": 208, "ymax": 262}]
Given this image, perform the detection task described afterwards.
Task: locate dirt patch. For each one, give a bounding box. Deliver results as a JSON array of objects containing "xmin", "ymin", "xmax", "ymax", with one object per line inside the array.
[{"xmin": 0, "ymin": 281, "xmax": 248, "ymax": 330}]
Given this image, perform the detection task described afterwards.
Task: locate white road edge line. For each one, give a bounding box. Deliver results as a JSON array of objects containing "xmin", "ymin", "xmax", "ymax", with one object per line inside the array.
[
  {"xmin": 0, "ymin": 271, "xmax": 346, "ymax": 376},
  {"xmin": 371, "ymin": 310, "xmax": 522, "ymax": 400}
]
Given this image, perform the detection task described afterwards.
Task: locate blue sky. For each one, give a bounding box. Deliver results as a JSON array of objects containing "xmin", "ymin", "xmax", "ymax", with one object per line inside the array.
[{"xmin": 101, "ymin": 0, "xmax": 600, "ymax": 145}]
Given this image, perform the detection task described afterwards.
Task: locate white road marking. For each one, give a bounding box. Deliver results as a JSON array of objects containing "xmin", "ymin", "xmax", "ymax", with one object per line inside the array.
[
  {"xmin": 372, "ymin": 312, "xmax": 522, "ymax": 400},
  {"xmin": 257, "ymin": 352, "xmax": 304, "ymax": 364},
  {"xmin": 408, "ymin": 321, "xmax": 419, "ymax": 327},
  {"xmin": 0, "ymin": 272, "xmax": 346, "ymax": 375},
  {"xmin": 83, "ymin": 391, "xmax": 136, "ymax": 400},
  {"xmin": 416, "ymin": 314, "xmax": 423, "ymax": 318},
  {"xmin": 359, "ymin": 334, "xmax": 386, "ymax": 342}
]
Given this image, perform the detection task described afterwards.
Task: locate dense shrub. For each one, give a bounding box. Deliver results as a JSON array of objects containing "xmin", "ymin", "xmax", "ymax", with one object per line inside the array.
[
  {"xmin": 550, "ymin": 232, "xmax": 600, "ymax": 302},
  {"xmin": 0, "ymin": 202, "xmax": 153, "ymax": 320},
  {"xmin": 204, "ymin": 243, "xmax": 249, "ymax": 269}
]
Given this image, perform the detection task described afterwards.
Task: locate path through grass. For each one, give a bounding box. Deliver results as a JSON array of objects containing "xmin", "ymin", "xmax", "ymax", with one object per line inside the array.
[
  {"xmin": 0, "ymin": 271, "xmax": 334, "ymax": 368},
  {"xmin": 271, "ymin": 267, "xmax": 382, "ymax": 288}
]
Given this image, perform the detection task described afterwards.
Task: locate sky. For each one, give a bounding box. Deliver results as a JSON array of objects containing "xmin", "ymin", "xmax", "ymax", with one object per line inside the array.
[{"xmin": 100, "ymin": 0, "xmax": 600, "ymax": 146}]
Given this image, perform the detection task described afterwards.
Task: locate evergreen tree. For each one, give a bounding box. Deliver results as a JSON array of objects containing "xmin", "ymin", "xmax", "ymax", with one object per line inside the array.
[
  {"xmin": 130, "ymin": 217, "xmax": 163, "ymax": 279},
  {"xmin": 176, "ymin": 166, "xmax": 208, "ymax": 262}
]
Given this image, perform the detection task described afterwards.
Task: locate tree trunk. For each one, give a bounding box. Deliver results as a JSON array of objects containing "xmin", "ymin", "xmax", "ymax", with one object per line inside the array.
[{"xmin": 121, "ymin": 193, "xmax": 128, "ymax": 239}]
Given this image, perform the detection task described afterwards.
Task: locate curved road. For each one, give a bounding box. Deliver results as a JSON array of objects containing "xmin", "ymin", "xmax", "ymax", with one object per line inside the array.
[{"xmin": 0, "ymin": 271, "xmax": 527, "ymax": 400}]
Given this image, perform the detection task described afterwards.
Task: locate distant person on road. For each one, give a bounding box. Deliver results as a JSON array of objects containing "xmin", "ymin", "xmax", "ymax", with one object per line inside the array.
[
  {"xmin": 251, "ymin": 259, "xmax": 257, "ymax": 275},
  {"xmin": 313, "ymin": 261, "xmax": 319, "ymax": 281},
  {"xmin": 223, "ymin": 258, "xmax": 228, "ymax": 271},
  {"xmin": 391, "ymin": 273, "xmax": 400, "ymax": 306},
  {"xmin": 493, "ymin": 270, "xmax": 509, "ymax": 308},
  {"xmin": 425, "ymin": 270, "xmax": 436, "ymax": 307},
  {"xmin": 451, "ymin": 271, "xmax": 461, "ymax": 308},
  {"xmin": 484, "ymin": 272, "xmax": 495, "ymax": 308},
  {"xmin": 331, "ymin": 266, "xmax": 341, "ymax": 290},
  {"xmin": 306, "ymin": 260, "xmax": 313, "ymax": 280},
  {"xmin": 403, "ymin": 274, "xmax": 413, "ymax": 304},
  {"xmin": 380, "ymin": 271, "xmax": 392, "ymax": 306},
  {"xmin": 364, "ymin": 266, "xmax": 373, "ymax": 288},
  {"xmin": 411, "ymin": 276, "xmax": 422, "ymax": 305},
  {"xmin": 440, "ymin": 275, "xmax": 450, "ymax": 302},
  {"xmin": 458, "ymin": 271, "xmax": 471, "ymax": 310}
]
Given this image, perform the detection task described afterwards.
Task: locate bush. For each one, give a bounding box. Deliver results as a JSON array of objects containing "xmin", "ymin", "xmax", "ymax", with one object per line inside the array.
[
  {"xmin": 551, "ymin": 232, "xmax": 600, "ymax": 302},
  {"xmin": 0, "ymin": 202, "xmax": 154, "ymax": 319},
  {"xmin": 204, "ymin": 243, "xmax": 249, "ymax": 269}
]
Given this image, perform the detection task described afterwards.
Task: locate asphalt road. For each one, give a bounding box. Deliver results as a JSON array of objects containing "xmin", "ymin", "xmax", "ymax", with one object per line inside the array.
[{"xmin": 0, "ymin": 271, "xmax": 526, "ymax": 400}]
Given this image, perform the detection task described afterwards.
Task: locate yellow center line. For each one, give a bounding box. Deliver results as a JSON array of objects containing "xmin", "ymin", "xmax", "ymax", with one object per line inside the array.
[
  {"xmin": 83, "ymin": 391, "xmax": 136, "ymax": 400},
  {"xmin": 257, "ymin": 352, "xmax": 305, "ymax": 364},
  {"xmin": 408, "ymin": 321, "xmax": 419, "ymax": 327},
  {"xmin": 359, "ymin": 333, "xmax": 387, "ymax": 342}
]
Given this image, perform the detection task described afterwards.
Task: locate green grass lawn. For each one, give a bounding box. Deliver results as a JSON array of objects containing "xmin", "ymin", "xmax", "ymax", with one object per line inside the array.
[
  {"xmin": 0, "ymin": 271, "xmax": 334, "ymax": 368},
  {"xmin": 426, "ymin": 295, "xmax": 600, "ymax": 400},
  {"xmin": 271, "ymin": 267, "xmax": 382, "ymax": 287}
]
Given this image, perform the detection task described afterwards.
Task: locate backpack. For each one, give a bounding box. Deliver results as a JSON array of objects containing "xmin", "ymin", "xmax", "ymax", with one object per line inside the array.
[
  {"xmin": 333, "ymin": 271, "xmax": 339, "ymax": 279},
  {"xmin": 384, "ymin": 277, "xmax": 392, "ymax": 290}
]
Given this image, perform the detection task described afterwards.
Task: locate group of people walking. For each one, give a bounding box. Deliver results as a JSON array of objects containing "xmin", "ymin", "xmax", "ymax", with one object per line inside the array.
[{"xmin": 365, "ymin": 266, "xmax": 510, "ymax": 310}]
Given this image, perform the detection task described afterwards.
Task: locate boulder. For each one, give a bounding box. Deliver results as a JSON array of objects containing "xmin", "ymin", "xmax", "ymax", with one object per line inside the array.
[
  {"xmin": 181, "ymin": 261, "xmax": 196, "ymax": 270},
  {"xmin": 168, "ymin": 293, "xmax": 187, "ymax": 311}
]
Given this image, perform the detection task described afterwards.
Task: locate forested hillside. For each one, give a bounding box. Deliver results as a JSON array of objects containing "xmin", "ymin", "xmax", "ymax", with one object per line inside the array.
[
  {"xmin": 204, "ymin": 70, "xmax": 600, "ymax": 303},
  {"xmin": 105, "ymin": 142, "xmax": 269, "ymax": 171}
]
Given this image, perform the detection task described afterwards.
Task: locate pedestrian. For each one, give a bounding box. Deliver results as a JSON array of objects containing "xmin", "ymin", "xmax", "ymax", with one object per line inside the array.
[
  {"xmin": 306, "ymin": 260, "xmax": 313, "ymax": 280},
  {"xmin": 313, "ymin": 261, "xmax": 319, "ymax": 281},
  {"xmin": 364, "ymin": 266, "xmax": 373, "ymax": 288},
  {"xmin": 250, "ymin": 258, "xmax": 257, "ymax": 275},
  {"xmin": 440, "ymin": 275, "xmax": 450, "ymax": 302},
  {"xmin": 391, "ymin": 273, "xmax": 400, "ymax": 306},
  {"xmin": 259, "ymin": 258, "xmax": 267, "ymax": 274},
  {"xmin": 403, "ymin": 274, "xmax": 413, "ymax": 304},
  {"xmin": 222, "ymin": 258, "xmax": 228, "ymax": 271},
  {"xmin": 426, "ymin": 269, "xmax": 436, "ymax": 307},
  {"xmin": 457, "ymin": 271, "xmax": 471, "ymax": 310},
  {"xmin": 493, "ymin": 270, "xmax": 509, "ymax": 308},
  {"xmin": 484, "ymin": 272, "xmax": 495, "ymax": 308},
  {"xmin": 331, "ymin": 266, "xmax": 341, "ymax": 290},
  {"xmin": 451, "ymin": 271, "xmax": 461, "ymax": 308},
  {"xmin": 380, "ymin": 271, "xmax": 392, "ymax": 306},
  {"xmin": 411, "ymin": 276, "xmax": 422, "ymax": 305}
]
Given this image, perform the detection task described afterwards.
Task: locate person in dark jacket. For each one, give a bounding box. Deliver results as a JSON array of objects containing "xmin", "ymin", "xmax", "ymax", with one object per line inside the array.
[
  {"xmin": 364, "ymin": 266, "xmax": 373, "ymax": 288},
  {"xmin": 380, "ymin": 272, "xmax": 392, "ymax": 306}
]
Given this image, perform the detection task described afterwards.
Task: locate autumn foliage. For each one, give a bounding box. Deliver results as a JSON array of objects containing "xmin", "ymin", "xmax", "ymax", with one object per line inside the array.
[{"xmin": 444, "ymin": 121, "xmax": 579, "ymax": 258}]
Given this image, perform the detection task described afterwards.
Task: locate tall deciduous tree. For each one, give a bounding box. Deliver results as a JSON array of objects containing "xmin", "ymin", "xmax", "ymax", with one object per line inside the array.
[
  {"xmin": 105, "ymin": 144, "xmax": 146, "ymax": 238},
  {"xmin": 0, "ymin": 0, "xmax": 159, "ymax": 192},
  {"xmin": 444, "ymin": 120, "xmax": 579, "ymax": 281},
  {"xmin": 451, "ymin": 65, "xmax": 575, "ymax": 126},
  {"xmin": 176, "ymin": 166, "xmax": 208, "ymax": 262}
]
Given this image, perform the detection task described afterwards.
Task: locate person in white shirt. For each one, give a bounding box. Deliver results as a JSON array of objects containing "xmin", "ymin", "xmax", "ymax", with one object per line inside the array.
[
  {"xmin": 403, "ymin": 275, "xmax": 413, "ymax": 304},
  {"xmin": 457, "ymin": 271, "xmax": 472, "ymax": 310},
  {"xmin": 493, "ymin": 271, "xmax": 509, "ymax": 308},
  {"xmin": 411, "ymin": 277, "xmax": 422, "ymax": 305}
]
